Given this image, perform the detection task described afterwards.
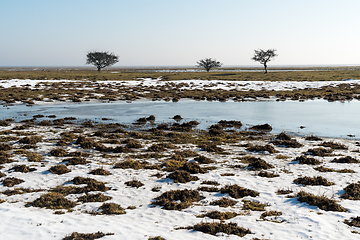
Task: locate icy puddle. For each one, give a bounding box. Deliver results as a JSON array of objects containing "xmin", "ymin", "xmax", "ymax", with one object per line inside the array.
[{"xmin": 1, "ymin": 99, "xmax": 360, "ymax": 139}]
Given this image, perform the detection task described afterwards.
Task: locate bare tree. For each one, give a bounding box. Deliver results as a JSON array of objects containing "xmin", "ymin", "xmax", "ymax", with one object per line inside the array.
[
  {"xmin": 252, "ymin": 49, "xmax": 277, "ymax": 73},
  {"xmin": 86, "ymin": 51, "xmax": 119, "ymax": 71},
  {"xmin": 196, "ymin": 58, "xmax": 222, "ymax": 72}
]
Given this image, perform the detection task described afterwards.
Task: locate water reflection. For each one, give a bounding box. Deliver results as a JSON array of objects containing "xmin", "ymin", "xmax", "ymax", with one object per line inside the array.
[{"xmin": 1, "ymin": 99, "xmax": 359, "ymax": 139}]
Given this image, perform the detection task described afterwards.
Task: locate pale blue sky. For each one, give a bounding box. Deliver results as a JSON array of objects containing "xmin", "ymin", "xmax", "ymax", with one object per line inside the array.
[{"xmin": 1, "ymin": 0, "xmax": 360, "ymax": 67}]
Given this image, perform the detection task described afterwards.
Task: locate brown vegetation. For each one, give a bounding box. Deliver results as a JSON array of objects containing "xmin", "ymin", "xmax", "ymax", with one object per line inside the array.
[
  {"xmin": 62, "ymin": 231, "xmax": 113, "ymax": 240},
  {"xmin": 295, "ymin": 191, "xmax": 346, "ymax": 212},
  {"xmin": 183, "ymin": 222, "xmax": 251, "ymax": 237},
  {"xmin": 246, "ymin": 144, "xmax": 277, "ymax": 153},
  {"xmin": 295, "ymin": 155, "xmax": 321, "ymax": 165},
  {"xmin": 167, "ymin": 170, "xmax": 199, "ymax": 183},
  {"xmin": 220, "ymin": 184, "xmax": 259, "ymax": 199},
  {"xmin": 152, "ymin": 189, "xmax": 201, "ymax": 210},
  {"xmin": 2, "ymin": 177, "xmax": 24, "ymax": 187},
  {"xmin": 89, "ymin": 168, "xmax": 111, "ymax": 175},
  {"xmin": 49, "ymin": 165, "xmax": 71, "ymax": 175},
  {"xmin": 331, "ymin": 156, "xmax": 359, "ymax": 163},
  {"xmin": 293, "ymin": 176, "xmax": 334, "ymax": 186},
  {"xmin": 78, "ymin": 193, "xmax": 111, "ymax": 203},
  {"xmin": 197, "ymin": 210, "xmax": 239, "ymax": 220},
  {"xmin": 26, "ymin": 192, "xmax": 76, "ymax": 209},
  {"xmin": 97, "ymin": 203, "xmax": 125, "ymax": 215},
  {"xmin": 125, "ymin": 180, "xmax": 144, "ymax": 188},
  {"xmin": 242, "ymin": 200, "xmax": 266, "ymax": 211},
  {"xmin": 341, "ymin": 182, "xmax": 360, "ymax": 200}
]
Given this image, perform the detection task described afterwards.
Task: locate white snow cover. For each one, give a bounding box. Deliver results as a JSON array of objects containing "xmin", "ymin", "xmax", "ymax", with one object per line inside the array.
[
  {"xmin": 1, "ymin": 78, "xmax": 360, "ymax": 91},
  {"xmin": 0, "ymin": 123, "xmax": 359, "ymax": 239},
  {"xmin": 1, "ymin": 79, "xmax": 360, "ymax": 239}
]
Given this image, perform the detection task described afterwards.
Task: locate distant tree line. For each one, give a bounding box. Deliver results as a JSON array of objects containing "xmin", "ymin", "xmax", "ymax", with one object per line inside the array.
[{"xmin": 86, "ymin": 49, "xmax": 277, "ymax": 73}]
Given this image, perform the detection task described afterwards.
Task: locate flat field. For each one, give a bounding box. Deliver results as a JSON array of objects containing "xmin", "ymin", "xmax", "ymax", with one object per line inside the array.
[{"xmin": 0, "ymin": 69, "xmax": 360, "ymax": 239}]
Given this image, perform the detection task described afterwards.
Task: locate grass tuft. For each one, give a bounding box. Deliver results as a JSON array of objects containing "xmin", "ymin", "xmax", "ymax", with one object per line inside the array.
[
  {"xmin": 295, "ymin": 191, "xmax": 346, "ymax": 212},
  {"xmin": 220, "ymin": 184, "xmax": 259, "ymax": 199}
]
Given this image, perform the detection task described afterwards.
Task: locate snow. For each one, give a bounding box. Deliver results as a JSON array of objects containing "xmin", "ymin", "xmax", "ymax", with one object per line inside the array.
[
  {"xmin": 1, "ymin": 78, "xmax": 360, "ymax": 239},
  {"xmin": 1, "ymin": 78, "xmax": 360, "ymax": 92},
  {"xmin": 0, "ymin": 122, "xmax": 360, "ymax": 239}
]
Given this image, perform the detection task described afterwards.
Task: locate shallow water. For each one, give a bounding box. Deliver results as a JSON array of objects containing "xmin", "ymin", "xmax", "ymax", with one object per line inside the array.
[{"xmin": 1, "ymin": 99, "xmax": 359, "ymax": 139}]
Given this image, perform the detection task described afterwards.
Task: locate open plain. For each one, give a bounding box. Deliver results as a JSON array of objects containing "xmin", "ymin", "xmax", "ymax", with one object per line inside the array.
[{"xmin": 0, "ymin": 68, "xmax": 360, "ymax": 239}]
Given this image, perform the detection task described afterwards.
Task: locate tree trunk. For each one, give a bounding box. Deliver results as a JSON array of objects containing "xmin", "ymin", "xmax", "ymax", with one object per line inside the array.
[
  {"xmin": 264, "ymin": 63, "xmax": 267, "ymax": 74},
  {"xmin": 97, "ymin": 66, "xmax": 101, "ymax": 71}
]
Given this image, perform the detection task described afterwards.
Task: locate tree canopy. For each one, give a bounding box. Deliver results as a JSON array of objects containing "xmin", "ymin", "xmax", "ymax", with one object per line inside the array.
[
  {"xmin": 252, "ymin": 49, "xmax": 277, "ymax": 73},
  {"xmin": 86, "ymin": 51, "xmax": 119, "ymax": 71},
  {"xmin": 196, "ymin": 58, "xmax": 222, "ymax": 72}
]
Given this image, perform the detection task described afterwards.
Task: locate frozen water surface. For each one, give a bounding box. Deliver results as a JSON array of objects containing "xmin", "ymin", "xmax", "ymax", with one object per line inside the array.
[{"xmin": 1, "ymin": 99, "xmax": 359, "ymax": 139}]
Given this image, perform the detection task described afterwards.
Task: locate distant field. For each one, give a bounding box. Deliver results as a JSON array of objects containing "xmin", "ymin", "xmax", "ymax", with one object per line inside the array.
[{"xmin": 1, "ymin": 67, "xmax": 360, "ymax": 81}]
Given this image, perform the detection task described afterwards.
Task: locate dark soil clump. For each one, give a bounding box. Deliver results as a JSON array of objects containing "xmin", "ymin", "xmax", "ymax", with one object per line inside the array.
[
  {"xmin": 10, "ymin": 164, "xmax": 36, "ymax": 173},
  {"xmin": 124, "ymin": 139, "xmax": 143, "ymax": 149},
  {"xmin": 242, "ymin": 200, "xmax": 266, "ymax": 211},
  {"xmin": 26, "ymin": 152, "xmax": 43, "ymax": 162},
  {"xmin": 295, "ymin": 191, "xmax": 346, "ymax": 212},
  {"xmin": 76, "ymin": 136, "xmax": 97, "ymax": 149},
  {"xmin": 271, "ymin": 139, "xmax": 303, "ymax": 148},
  {"xmin": 147, "ymin": 144, "xmax": 166, "ymax": 152},
  {"xmin": 314, "ymin": 166, "xmax": 355, "ymax": 173},
  {"xmin": 185, "ymin": 222, "xmax": 251, "ymax": 237},
  {"xmin": 246, "ymin": 144, "xmax": 277, "ymax": 153},
  {"xmin": 50, "ymin": 148, "xmax": 68, "ymax": 157},
  {"xmin": 70, "ymin": 177, "xmax": 109, "ymax": 193},
  {"xmin": 49, "ymin": 165, "xmax": 71, "ymax": 175},
  {"xmin": 89, "ymin": 168, "xmax": 111, "ymax": 175},
  {"xmin": 199, "ymin": 143, "xmax": 224, "ymax": 153},
  {"xmin": 306, "ymin": 148, "xmax": 333, "ymax": 156},
  {"xmin": 2, "ymin": 177, "xmax": 24, "ymax": 187},
  {"xmin": 78, "ymin": 193, "xmax": 111, "ymax": 203},
  {"xmin": 344, "ymin": 216, "xmax": 360, "ymax": 227},
  {"xmin": 63, "ymin": 157, "xmax": 90, "ymax": 165},
  {"xmin": 294, "ymin": 176, "xmax": 334, "ymax": 186},
  {"xmin": 276, "ymin": 188, "xmax": 293, "ymax": 195},
  {"xmin": 26, "ymin": 192, "xmax": 76, "ymax": 209},
  {"xmin": 62, "ymin": 231, "xmax": 112, "ymax": 240},
  {"xmin": 113, "ymin": 159, "xmax": 142, "ymax": 170},
  {"xmin": 125, "ymin": 180, "xmax": 144, "ymax": 188},
  {"xmin": 148, "ymin": 236, "xmax": 165, "ymax": 240},
  {"xmin": 247, "ymin": 158, "xmax": 274, "ymax": 170},
  {"xmin": 260, "ymin": 211, "xmax": 282, "ymax": 220},
  {"xmin": 220, "ymin": 184, "xmax": 259, "ymax": 199},
  {"xmin": 194, "ymin": 155, "xmax": 215, "ymax": 164},
  {"xmin": 19, "ymin": 136, "xmax": 42, "ymax": 144},
  {"xmin": 97, "ymin": 203, "xmax": 125, "ymax": 215},
  {"xmin": 153, "ymin": 189, "xmax": 201, "ymax": 210},
  {"xmin": 331, "ymin": 156, "xmax": 359, "ymax": 163},
  {"xmin": 0, "ymin": 153, "xmax": 14, "ymax": 165},
  {"xmin": 167, "ymin": 170, "xmax": 199, "ymax": 183},
  {"xmin": 0, "ymin": 143, "xmax": 12, "ymax": 151},
  {"xmin": 320, "ymin": 141, "xmax": 348, "ymax": 150},
  {"xmin": 172, "ymin": 115, "xmax": 183, "ymax": 121},
  {"xmin": 217, "ymin": 120, "xmax": 242, "ymax": 128},
  {"xmin": 258, "ymin": 171, "xmax": 279, "ymax": 178},
  {"xmin": 305, "ymin": 135, "xmax": 323, "ymax": 141},
  {"xmin": 295, "ymin": 155, "xmax": 321, "ymax": 165},
  {"xmin": 250, "ymin": 123, "xmax": 272, "ymax": 131},
  {"xmin": 181, "ymin": 161, "xmax": 207, "ymax": 174},
  {"xmin": 341, "ymin": 182, "xmax": 360, "ymax": 200},
  {"xmin": 201, "ymin": 180, "xmax": 220, "ymax": 185},
  {"xmin": 210, "ymin": 197, "xmax": 237, "ymax": 207},
  {"xmin": 275, "ymin": 132, "xmax": 292, "ymax": 140},
  {"xmin": 197, "ymin": 186, "xmax": 219, "ymax": 192},
  {"xmin": 197, "ymin": 210, "xmax": 239, "ymax": 220}
]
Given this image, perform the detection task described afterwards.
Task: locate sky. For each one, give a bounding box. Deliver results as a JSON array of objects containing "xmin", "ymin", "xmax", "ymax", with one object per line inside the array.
[{"xmin": 1, "ymin": 0, "xmax": 360, "ymax": 67}]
